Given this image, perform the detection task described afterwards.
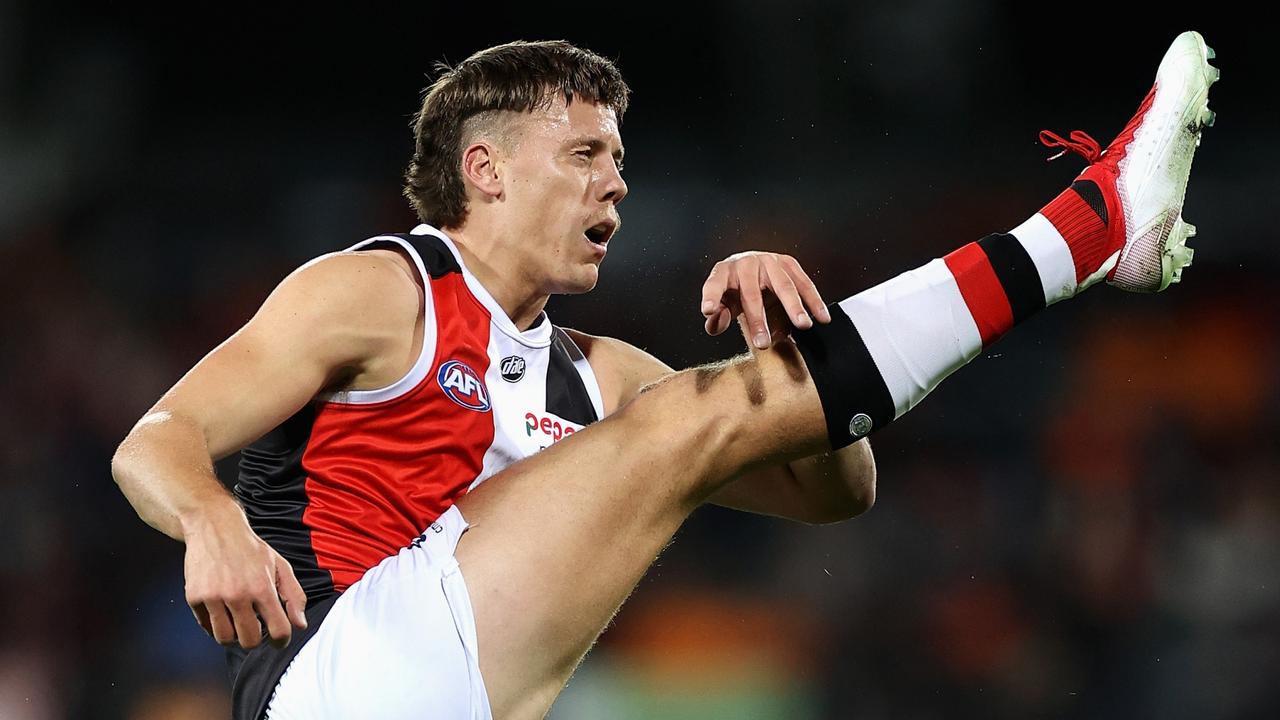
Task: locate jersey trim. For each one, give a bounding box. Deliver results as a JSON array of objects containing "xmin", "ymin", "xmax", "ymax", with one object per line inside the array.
[
  {"xmin": 411, "ymin": 224, "xmax": 554, "ymax": 349},
  {"xmin": 545, "ymin": 328, "xmax": 602, "ymax": 426},
  {"xmin": 556, "ymin": 329, "xmax": 606, "ymax": 419},
  {"xmin": 318, "ymin": 235, "xmax": 438, "ymax": 406}
]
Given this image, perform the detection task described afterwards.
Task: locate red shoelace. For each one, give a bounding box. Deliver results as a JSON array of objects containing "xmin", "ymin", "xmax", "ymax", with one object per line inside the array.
[{"xmin": 1039, "ymin": 129, "xmax": 1103, "ymax": 163}]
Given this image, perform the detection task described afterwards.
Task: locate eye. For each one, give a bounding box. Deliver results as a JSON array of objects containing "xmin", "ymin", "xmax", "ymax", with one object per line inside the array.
[{"xmin": 573, "ymin": 148, "xmax": 593, "ymax": 162}]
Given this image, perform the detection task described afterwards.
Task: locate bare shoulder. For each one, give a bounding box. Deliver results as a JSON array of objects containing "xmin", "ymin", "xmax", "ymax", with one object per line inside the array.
[
  {"xmin": 272, "ymin": 249, "xmax": 421, "ymax": 328},
  {"xmin": 290, "ymin": 248, "xmax": 419, "ymax": 303},
  {"xmin": 562, "ymin": 329, "xmax": 674, "ymax": 414},
  {"xmin": 238, "ymin": 248, "xmax": 425, "ymax": 382},
  {"xmin": 560, "ymin": 329, "xmax": 670, "ymax": 372}
]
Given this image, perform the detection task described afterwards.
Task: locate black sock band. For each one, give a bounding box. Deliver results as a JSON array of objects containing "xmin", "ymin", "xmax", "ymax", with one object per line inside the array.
[
  {"xmin": 1070, "ymin": 180, "xmax": 1109, "ymax": 226},
  {"xmin": 792, "ymin": 303, "xmax": 895, "ymax": 450},
  {"xmin": 975, "ymin": 232, "xmax": 1047, "ymax": 324}
]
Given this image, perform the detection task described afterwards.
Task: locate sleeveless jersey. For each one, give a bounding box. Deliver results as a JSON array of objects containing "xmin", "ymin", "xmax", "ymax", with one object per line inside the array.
[
  {"xmin": 234, "ymin": 224, "xmax": 604, "ymax": 604},
  {"xmin": 227, "ymin": 224, "xmax": 604, "ymax": 718}
]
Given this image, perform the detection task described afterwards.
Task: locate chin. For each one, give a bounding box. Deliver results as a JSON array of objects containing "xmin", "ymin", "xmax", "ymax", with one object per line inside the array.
[{"xmin": 556, "ymin": 266, "xmax": 600, "ymax": 295}]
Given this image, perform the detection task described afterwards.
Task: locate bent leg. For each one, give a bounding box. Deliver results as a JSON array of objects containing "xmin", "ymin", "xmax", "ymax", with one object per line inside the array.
[
  {"xmin": 456, "ymin": 176, "xmax": 1196, "ymax": 717},
  {"xmin": 454, "ymin": 342, "xmax": 826, "ymax": 719}
]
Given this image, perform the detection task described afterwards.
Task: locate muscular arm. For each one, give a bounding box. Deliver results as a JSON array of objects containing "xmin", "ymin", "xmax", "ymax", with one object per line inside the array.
[
  {"xmin": 565, "ymin": 330, "xmax": 875, "ymax": 524},
  {"xmin": 111, "ymin": 249, "xmax": 421, "ymax": 648},
  {"xmin": 708, "ymin": 428, "xmax": 875, "ymax": 523}
]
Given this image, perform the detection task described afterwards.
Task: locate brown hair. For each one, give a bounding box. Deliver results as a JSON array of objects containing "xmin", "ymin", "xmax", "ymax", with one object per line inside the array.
[{"xmin": 403, "ymin": 40, "xmax": 630, "ymax": 229}]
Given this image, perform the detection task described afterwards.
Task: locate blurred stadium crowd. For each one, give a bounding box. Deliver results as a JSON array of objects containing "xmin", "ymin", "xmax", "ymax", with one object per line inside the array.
[{"xmin": 1, "ymin": 3, "xmax": 1274, "ymax": 718}]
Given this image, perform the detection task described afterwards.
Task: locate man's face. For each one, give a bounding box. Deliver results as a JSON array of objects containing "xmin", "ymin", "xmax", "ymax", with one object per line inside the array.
[{"xmin": 496, "ymin": 96, "xmax": 627, "ymax": 295}]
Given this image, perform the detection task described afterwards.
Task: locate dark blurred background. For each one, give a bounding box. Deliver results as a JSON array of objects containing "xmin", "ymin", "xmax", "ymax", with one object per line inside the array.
[{"xmin": 1, "ymin": 2, "xmax": 1274, "ymax": 718}]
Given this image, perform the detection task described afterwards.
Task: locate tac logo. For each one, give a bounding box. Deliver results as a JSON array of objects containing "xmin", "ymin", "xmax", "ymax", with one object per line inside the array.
[
  {"xmin": 437, "ymin": 360, "xmax": 491, "ymax": 411},
  {"xmin": 500, "ymin": 355, "xmax": 526, "ymax": 383}
]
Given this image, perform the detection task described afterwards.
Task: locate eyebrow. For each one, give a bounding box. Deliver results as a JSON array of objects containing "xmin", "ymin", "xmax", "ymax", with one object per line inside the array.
[{"xmin": 570, "ymin": 136, "xmax": 625, "ymax": 165}]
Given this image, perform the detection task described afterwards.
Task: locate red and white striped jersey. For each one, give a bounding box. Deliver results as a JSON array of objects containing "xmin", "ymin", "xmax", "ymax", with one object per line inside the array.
[{"xmin": 233, "ymin": 224, "xmax": 604, "ymax": 605}]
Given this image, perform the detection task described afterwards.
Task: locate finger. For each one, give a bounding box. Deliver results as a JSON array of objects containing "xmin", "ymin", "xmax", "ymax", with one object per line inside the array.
[
  {"xmin": 761, "ymin": 257, "xmax": 811, "ymax": 330},
  {"xmin": 255, "ymin": 595, "xmax": 293, "ymax": 649},
  {"xmin": 708, "ymin": 306, "xmax": 733, "ymax": 336},
  {"xmin": 206, "ymin": 601, "xmax": 238, "ymax": 646},
  {"xmin": 276, "ymin": 557, "xmax": 309, "ymax": 630},
  {"xmin": 700, "ymin": 262, "xmax": 729, "ymax": 317},
  {"xmin": 738, "ymin": 261, "xmax": 770, "ymax": 349},
  {"xmin": 780, "ymin": 255, "xmax": 831, "ymax": 323},
  {"xmin": 228, "ymin": 598, "xmax": 264, "ymax": 650},
  {"xmin": 704, "ymin": 302, "xmax": 726, "ymax": 334},
  {"xmin": 190, "ymin": 602, "xmax": 214, "ymax": 639}
]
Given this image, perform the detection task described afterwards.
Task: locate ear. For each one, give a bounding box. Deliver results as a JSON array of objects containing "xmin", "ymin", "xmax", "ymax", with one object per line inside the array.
[{"xmin": 460, "ymin": 142, "xmax": 504, "ymax": 200}]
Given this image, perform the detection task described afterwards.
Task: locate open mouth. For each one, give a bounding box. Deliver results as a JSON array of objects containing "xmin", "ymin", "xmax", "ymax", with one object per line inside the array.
[{"xmin": 583, "ymin": 220, "xmax": 616, "ymax": 250}]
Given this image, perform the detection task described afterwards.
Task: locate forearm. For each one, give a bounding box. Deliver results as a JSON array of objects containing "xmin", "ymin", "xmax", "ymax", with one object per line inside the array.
[
  {"xmin": 705, "ymin": 436, "xmax": 875, "ymax": 523},
  {"xmin": 111, "ymin": 409, "xmax": 244, "ymax": 541},
  {"xmin": 581, "ymin": 323, "xmax": 875, "ymax": 524},
  {"xmin": 784, "ymin": 437, "xmax": 876, "ymax": 522}
]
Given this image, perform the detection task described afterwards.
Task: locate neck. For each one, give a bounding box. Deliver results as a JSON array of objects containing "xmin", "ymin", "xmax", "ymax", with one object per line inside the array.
[{"xmin": 445, "ymin": 223, "xmax": 550, "ymax": 331}]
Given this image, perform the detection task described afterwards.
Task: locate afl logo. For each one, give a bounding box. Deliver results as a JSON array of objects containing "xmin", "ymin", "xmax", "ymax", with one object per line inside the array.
[
  {"xmin": 437, "ymin": 360, "xmax": 491, "ymax": 412},
  {"xmin": 500, "ymin": 356, "xmax": 526, "ymax": 383}
]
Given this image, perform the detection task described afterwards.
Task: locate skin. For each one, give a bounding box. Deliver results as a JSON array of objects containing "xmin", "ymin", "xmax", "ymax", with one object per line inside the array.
[
  {"xmin": 448, "ymin": 96, "xmax": 873, "ymax": 520},
  {"xmin": 111, "ymin": 94, "xmax": 873, "ymax": 674},
  {"xmin": 453, "ymin": 331, "xmax": 831, "ymax": 719}
]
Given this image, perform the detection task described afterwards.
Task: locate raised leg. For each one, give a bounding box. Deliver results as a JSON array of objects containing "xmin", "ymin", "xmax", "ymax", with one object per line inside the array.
[
  {"xmin": 458, "ymin": 32, "xmax": 1219, "ymax": 717},
  {"xmin": 454, "ymin": 343, "xmax": 825, "ymax": 719}
]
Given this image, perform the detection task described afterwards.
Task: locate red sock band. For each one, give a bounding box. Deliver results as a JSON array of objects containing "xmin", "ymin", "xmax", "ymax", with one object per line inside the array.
[
  {"xmin": 1040, "ymin": 186, "xmax": 1111, "ymax": 284},
  {"xmin": 943, "ymin": 242, "xmax": 1014, "ymax": 347}
]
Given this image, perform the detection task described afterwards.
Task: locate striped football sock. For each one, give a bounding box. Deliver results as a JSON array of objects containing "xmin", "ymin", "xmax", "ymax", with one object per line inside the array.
[{"xmin": 793, "ymin": 195, "xmax": 1109, "ymax": 450}]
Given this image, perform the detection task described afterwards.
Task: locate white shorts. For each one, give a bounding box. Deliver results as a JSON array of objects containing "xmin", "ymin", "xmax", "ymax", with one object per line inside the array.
[{"xmin": 265, "ymin": 506, "xmax": 492, "ymax": 720}]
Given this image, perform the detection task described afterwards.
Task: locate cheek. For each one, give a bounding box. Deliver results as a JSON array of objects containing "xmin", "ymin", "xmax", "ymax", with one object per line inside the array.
[
  {"xmin": 507, "ymin": 169, "xmax": 549, "ymax": 206},
  {"xmin": 515, "ymin": 171, "xmax": 577, "ymax": 218},
  {"xmin": 503, "ymin": 162, "xmax": 589, "ymax": 253}
]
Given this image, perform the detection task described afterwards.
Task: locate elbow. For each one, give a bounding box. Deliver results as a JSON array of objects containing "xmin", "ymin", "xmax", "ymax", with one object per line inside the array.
[
  {"xmin": 849, "ymin": 467, "xmax": 876, "ymax": 517},
  {"xmin": 112, "ymin": 412, "xmax": 164, "ymax": 496},
  {"xmin": 111, "ymin": 434, "xmax": 139, "ymax": 494},
  {"xmin": 818, "ymin": 474, "xmax": 876, "ymax": 524},
  {"xmin": 806, "ymin": 447, "xmax": 877, "ymax": 525},
  {"xmin": 843, "ymin": 439, "xmax": 878, "ymax": 519}
]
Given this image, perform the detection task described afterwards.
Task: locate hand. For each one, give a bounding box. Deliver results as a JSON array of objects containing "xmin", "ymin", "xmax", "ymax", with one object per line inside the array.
[
  {"xmin": 700, "ymin": 251, "xmax": 832, "ymax": 349},
  {"xmin": 182, "ymin": 507, "xmax": 308, "ymax": 650}
]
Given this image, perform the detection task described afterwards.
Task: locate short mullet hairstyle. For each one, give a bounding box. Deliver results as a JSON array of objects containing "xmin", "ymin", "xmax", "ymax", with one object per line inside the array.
[{"xmin": 403, "ymin": 40, "xmax": 630, "ymax": 229}]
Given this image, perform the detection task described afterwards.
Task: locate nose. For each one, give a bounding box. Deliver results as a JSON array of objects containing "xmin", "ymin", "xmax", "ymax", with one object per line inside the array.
[{"xmin": 596, "ymin": 162, "xmax": 628, "ymax": 205}]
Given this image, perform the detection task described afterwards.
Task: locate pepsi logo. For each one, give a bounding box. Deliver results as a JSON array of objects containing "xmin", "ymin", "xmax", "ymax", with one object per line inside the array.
[
  {"xmin": 524, "ymin": 411, "xmax": 581, "ymax": 443},
  {"xmin": 437, "ymin": 360, "xmax": 491, "ymax": 412},
  {"xmin": 500, "ymin": 355, "xmax": 526, "ymax": 383}
]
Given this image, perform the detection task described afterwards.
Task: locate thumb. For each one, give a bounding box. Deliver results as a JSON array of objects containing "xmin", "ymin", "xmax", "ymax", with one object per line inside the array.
[{"xmin": 276, "ymin": 556, "xmax": 308, "ymax": 629}]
